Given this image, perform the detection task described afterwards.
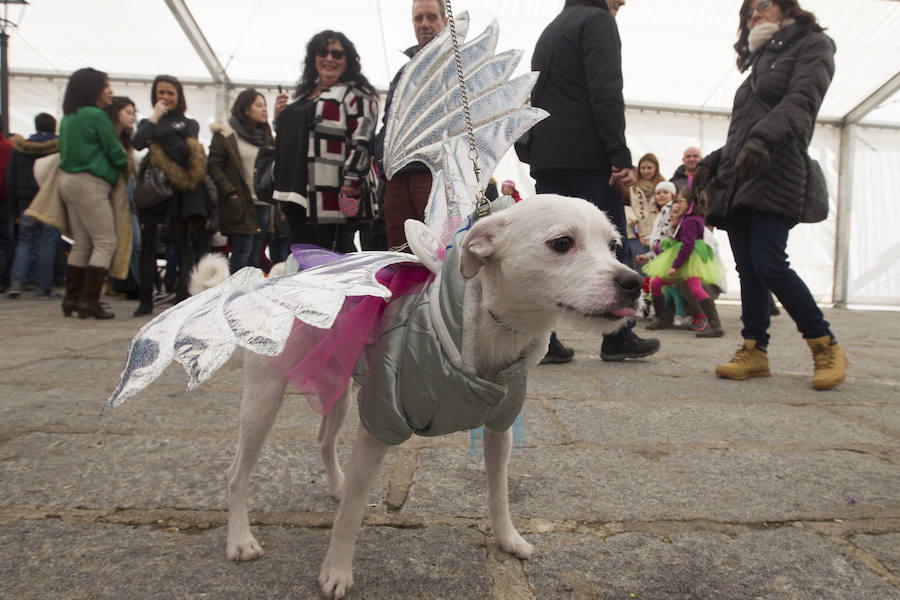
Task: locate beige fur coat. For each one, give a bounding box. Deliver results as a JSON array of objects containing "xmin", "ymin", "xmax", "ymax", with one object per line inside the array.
[{"xmin": 25, "ymin": 153, "xmax": 133, "ymax": 280}]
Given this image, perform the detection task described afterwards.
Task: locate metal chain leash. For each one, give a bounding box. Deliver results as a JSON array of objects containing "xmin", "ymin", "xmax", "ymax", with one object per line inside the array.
[{"xmin": 443, "ymin": 0, "xmax": 491, "ymax": 217}]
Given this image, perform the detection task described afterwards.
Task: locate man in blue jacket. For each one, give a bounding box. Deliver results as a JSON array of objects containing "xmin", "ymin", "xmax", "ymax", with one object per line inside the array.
[
  {"xmin": 527, "ymin": 0, "xmax": 660, "ymax": 363},
  {"xmin": 6, "ymin": 113, "xmax": 61, "ymax": 298}
]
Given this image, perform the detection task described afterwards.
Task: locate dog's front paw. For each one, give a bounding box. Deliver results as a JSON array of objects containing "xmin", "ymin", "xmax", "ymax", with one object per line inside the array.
[
  {"xmin": 319, "ymin": 560, "xmax": 353, "ymax": 599},
  {"xmin": 498, "ymin": 532, "xmax": 534, "ymax": 560},
  {"xmin": 226, "ymin": 533, "xmax": 264, "ymax": 561}
]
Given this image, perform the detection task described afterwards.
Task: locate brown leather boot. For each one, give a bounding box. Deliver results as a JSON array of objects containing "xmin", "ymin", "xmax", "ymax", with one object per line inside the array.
[
  {"xmin": 61, "ymin": 265, "xmax": 86, "ymax": 317},
  {"xmin": 696, "ymin": 297, "xmax": 725, "ymax": 338},
  {"xmin": 77, "ymin": 266, "xmax": 115, "ymax": 319},
  {"xmin": 646, "ymin": 295, "xmax": 673, "ymax": 330}
]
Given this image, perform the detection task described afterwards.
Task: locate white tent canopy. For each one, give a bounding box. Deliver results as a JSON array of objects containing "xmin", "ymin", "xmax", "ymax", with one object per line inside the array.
[{"xmin": 5, "ymin": 0, "xmax": 899, "ymax": 306}]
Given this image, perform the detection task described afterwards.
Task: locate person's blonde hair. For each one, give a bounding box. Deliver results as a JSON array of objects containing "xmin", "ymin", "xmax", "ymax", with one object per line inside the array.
[{"xmin": 632, "ymin": 152, "xmax": 665, "ymax": 192}]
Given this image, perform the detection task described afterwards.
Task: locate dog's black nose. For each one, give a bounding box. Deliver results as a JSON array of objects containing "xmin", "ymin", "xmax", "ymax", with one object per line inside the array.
[{"xmin": 616, "ymin": 270, "xmax": 643, "ymax": 298}]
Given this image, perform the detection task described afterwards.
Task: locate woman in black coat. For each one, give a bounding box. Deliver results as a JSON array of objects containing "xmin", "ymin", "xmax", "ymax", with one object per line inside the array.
[
  {"xmin": 132, "ymin": 75, "xmax": 209, "ymax": 315},
  {"xmin": 698, "ymin": 0, "xmax": 846, "ymax": 390}
]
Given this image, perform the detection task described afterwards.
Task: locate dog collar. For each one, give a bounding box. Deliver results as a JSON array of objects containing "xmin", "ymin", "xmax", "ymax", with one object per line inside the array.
[{"xmin": 488, "ymin": 309, "xmax": 525, "ymax": 336}]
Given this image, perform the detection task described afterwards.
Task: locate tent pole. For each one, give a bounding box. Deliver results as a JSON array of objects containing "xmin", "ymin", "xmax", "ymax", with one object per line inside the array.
[
  {"xmin": 164, "ymin": 0, "xmax": 229, "ymax": 87},
  {"xmin": 832, "ymin": 124, "xmax": 854, "ymax": 308},
  {"xmin": 216, "ymin": 83, "xmax": 230, "ymax": 124}
]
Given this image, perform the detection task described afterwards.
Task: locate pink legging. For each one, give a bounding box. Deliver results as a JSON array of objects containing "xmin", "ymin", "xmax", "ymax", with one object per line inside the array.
[{"xmin": 651, "ymin": 276, "xmax": 709, "ymax": 303}]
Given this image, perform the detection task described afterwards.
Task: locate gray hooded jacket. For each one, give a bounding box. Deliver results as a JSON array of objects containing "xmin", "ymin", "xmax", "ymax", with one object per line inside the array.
[{"xmin": 354, "ymin": 200, "xmax": 529, "ymax": 446}]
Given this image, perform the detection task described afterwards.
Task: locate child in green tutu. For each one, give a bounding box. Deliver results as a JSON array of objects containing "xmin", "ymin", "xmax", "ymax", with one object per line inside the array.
[{"xmin": 644, "ymin": 187, "xmax": 723, "ymax": 337}]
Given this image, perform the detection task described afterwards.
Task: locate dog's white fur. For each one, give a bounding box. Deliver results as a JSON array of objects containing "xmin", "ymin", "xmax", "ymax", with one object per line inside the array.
[
  {"xmin": 188, "ymin": 252, "xmax": 231, "ymax": 296},
  {"xmin": 195, "ymin": 195, "xmax": 642, "ymax": 598}
]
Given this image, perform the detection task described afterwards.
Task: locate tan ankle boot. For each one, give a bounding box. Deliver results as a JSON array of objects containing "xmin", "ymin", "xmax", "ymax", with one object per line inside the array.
[
  {"xmin": 806, "ymin": 336, "xmax": 847, "ymax": 390},
  {"xmin": 715, "ymin": 339, "xmax": 770, "ymax": 380}
]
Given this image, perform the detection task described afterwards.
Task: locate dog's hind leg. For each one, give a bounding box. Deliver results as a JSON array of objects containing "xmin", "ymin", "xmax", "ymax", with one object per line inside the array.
[
  {"xmin": 319, "ymin": 424, "xmax": 389, "ymax": 599},
  {"xmin": 484, "ymin": 426, "xmax": 534, "ymax": 559},
  {"xmin": 226, "ymin": 352, "xmax": 289, "ymax": 561},
  {"xmin": 318, "ymin": 385, "xmax": 351, "ymax": 499}
]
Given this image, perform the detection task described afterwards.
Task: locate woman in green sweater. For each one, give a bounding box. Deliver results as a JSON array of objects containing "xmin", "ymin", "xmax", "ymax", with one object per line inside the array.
[{"xmin": 58, "ymin": 67, "xmax": 128, "ymax": 319}]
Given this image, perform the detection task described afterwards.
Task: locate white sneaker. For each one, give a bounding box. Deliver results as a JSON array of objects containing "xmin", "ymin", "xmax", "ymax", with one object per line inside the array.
[{"xmin": 672, "ymin": 315, "xmax": 683, "ymax": 327}]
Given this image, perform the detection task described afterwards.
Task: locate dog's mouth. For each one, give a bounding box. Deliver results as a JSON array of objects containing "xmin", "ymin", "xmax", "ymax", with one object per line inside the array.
[{"xmin": 557, "ymin": 303, "xmax": 636, "ymax": 321}]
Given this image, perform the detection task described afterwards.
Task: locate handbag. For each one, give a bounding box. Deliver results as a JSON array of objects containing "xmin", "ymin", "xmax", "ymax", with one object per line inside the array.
[
  {"xmin": 134, "ymin": 163, "xmax": 173, "ymax": 209},
  {"xmin": 801, "ymin": 155, "xmax": 828, "ymax": 223},
  {"xmin": 339, "ymin": 193, "xmax": 361, "ymax": 217},
  {"xmin": 253, "ymin": 146, "xmax": 276, "ymax": 205}
]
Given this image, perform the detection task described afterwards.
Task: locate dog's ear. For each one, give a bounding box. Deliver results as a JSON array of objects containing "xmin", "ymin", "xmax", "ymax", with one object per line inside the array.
[{"xmin": 459, "ymin": 214, "xmax": 507, "ymax": 279}]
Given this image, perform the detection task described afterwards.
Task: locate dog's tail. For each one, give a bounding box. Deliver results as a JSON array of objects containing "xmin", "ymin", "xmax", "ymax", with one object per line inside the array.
[{"xmin": 189, "ymin": 252, "xmax": 231, "ymax": 295}]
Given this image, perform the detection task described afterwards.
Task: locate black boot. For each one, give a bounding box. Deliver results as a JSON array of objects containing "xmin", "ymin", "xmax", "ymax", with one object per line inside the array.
[
  {"xmin": 133, "ymin": 278, "xmax": 154, "ymax": 316},
  {"xmin": 539, "ymin": 332, "xmax": 575, "ymax": 364},
  {"xmin": 61, "ymin": 264, "xmax": 86, "ymax": 317},
  {"xmin": 646, "ymin": 295, "xmax": 673, "ymax": 330},
  {"xmin": 697, "ymin": 298, "xmax": 724, "ymax": 338},
  {"xmin": 77, "ymin": 266, "xmax": 115, "ymax": 319},
  {"xmin": 600, "ymin": 329, "xmax": 660, "ymax": 362}
]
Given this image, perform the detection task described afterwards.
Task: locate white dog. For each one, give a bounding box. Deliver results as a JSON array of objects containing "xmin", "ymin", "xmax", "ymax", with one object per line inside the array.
[{"xmin": 198, "ymin": 195, "xmax": 641, "ymax": 598}]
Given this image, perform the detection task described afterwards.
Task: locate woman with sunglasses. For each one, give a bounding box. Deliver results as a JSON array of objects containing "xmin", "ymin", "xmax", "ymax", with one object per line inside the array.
[
  {"xmin": 695, "ymin": 0, "xmax": 846, "ymax": 389},
  {"xmin": 271, "ymin": 30, "xmax": 378, "ymax": 253}
]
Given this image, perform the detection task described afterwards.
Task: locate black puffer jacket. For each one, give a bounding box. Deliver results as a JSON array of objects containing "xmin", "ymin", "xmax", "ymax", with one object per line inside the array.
[
  {"xmin": 702, "ymin": 23, "xmax": 835, "ymax": 228},
  {"xmin": 527, "ymin": 0, "xmax": 631, "ymax": 174}
]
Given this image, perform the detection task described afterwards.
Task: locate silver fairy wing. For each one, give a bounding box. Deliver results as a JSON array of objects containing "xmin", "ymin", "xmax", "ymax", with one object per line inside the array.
[
  {"xmin": 382, "ymin": 12, "xmax": 470, "ymax": 168},
  {"xmin": 103, "ymin": 252, "xmax": 419, "ymax": 414},
  {"xmin": 382, "ymin": 14, "xmax": 548, "ymax": 255}
]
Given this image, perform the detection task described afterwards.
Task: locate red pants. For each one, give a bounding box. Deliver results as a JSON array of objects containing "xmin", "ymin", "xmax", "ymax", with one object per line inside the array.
[{"xmin": 384, "ymin": 170, "xmax": 433, "ymax": 249}]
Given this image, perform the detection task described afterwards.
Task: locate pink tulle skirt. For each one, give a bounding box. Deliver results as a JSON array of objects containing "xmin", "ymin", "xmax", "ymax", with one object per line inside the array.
[{"xmin": 267, "ymin": 246, "xmax": 432, "ymax": 414}]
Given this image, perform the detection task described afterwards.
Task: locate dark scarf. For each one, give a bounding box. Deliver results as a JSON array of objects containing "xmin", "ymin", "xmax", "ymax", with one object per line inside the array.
[
  {"xmin": 228, "ymin": 115, "xmax": 272, "ymax": 148},
  {"xmin": 152, "ymin": 114, "xmax": 194, "ymax": 168}
]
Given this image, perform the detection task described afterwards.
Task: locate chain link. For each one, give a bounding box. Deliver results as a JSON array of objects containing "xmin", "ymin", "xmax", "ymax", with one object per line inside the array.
[{"xmin": 443, "ymin": 0, "xmax": 490, "ymax": 217}]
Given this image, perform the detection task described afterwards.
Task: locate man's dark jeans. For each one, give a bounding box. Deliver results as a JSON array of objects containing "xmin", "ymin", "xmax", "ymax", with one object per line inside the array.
[
  {"xmin": 534, "ymin": 169, "xmax": 634, "ymax": 341},
  {"xmin": 10, "ymin": 214, "xmax": 60, "ymax": 293},
  {"xmin": 725, "ymin": 208, "xmax": 831, "ymax": 348}
]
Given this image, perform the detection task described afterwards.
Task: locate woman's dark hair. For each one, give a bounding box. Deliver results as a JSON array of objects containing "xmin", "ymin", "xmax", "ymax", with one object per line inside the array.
[
  {"xmin": 35, "ymin": 113, "xmax": 56, "ymax": 133},
  {"xmin": 62, "ymin": 67, "xmax": 109, "ymax": 115},
  {"xmin": 151, "ymin": 74, "xmax": 187, "ymax": 116},
  {"xmin": 230, "ymin": 88, "xmax": 273, "ymax": 138},
  {"xmin": 294, "ymin": 30, "xmax": 376, "ymax": 99},
  {"xmin": 680, "ymin": 186, "xmax": 708, "ymax": 218},
  {"xmin": 104, "ymin": 96, "xmax": 136, "ymax": 150},
  {"xmin": 734, "ymin": 0, "xmax": 825, "ymax": 71}
]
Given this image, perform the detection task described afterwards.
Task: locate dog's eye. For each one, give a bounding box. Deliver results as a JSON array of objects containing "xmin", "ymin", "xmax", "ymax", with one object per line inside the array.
[
  {"xmin": 548, "ymin": 236, "xmax": 574, "ymax": 253},
  {"xmin": 608, "ymin": 240, "xmax": 618, "ymax": 253}
]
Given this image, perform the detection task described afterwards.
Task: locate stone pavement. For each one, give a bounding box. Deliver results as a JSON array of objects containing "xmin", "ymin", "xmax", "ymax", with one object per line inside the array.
[{"xmin": 1, "ymin": 294, "xmax": 898, "ymax": 599}]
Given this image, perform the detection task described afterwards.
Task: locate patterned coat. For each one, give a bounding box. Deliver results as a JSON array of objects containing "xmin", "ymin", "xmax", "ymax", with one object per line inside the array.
[
  {"xmin": 274, "ymin": 81, "xmax": 378, "ymax": 224},
  {"xmin": 702, "ymin": 23, "xmax": 835, "ymax": 227}
]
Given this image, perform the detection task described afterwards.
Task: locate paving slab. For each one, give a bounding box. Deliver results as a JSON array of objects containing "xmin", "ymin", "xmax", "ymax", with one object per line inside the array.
[
  {"xmin": 405, "ymin": 447, "xmax": 900, "ymax": 522},
  {"xmin": 527, "ymin": 529, "xmax": 900, "ymax": 600},
  {"xmin": 1, "ymin": 294, "xmax": 898, "ymax": 597},
  {"xmin": 850, "ymin": 533, "xmax": 900, "ymax": 575},
  {"xmin": 553, "ymin": 400, "xmax": 897, "ymax": 448},
  {"xmin": 0, "ymin": 520, "xmax": 492, "ymax": 600},
  {"xmin": 0, "ymin": 432, "xmax": 393, "ymax": 513}
]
